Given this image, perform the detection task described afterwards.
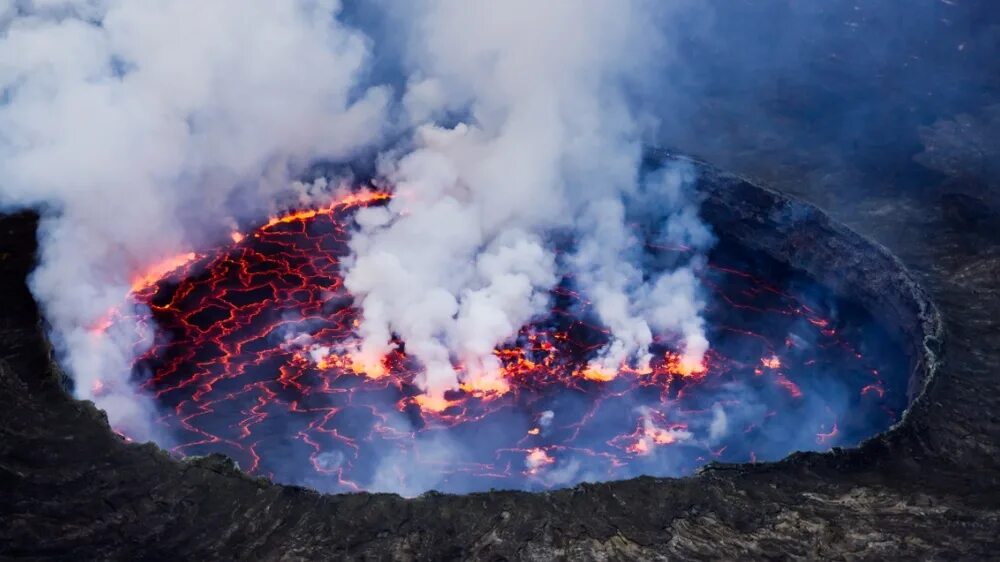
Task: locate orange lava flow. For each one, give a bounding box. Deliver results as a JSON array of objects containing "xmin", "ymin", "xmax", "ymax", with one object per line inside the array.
[
  {"xmin": 130, "ymin": 252, "xmax": 198, "ymax": 293},
  {"xmin": 262, "ymin": 191, "xmax": 390, "ymax": 230}
]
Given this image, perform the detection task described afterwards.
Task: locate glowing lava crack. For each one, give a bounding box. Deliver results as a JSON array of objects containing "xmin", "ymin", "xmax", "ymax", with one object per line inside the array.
[{"xmin": 101, "ymin": 191, "xmax": 908, "ymax": 494}]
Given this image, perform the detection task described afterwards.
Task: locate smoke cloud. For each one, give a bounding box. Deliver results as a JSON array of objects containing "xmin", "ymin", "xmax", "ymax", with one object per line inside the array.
[
  {"xmin": 343, "ymin": 1, "xmax": 710, "ymax": 400},
  {"xmin": 0, "ymin": 0, "xmax": 389, "ymax": 439}
]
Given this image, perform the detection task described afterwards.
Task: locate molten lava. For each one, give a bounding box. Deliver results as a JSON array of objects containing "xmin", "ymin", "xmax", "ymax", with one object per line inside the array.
[{"xmin": 110, "ymin": 190, "xmax": 908, "ymax": 494}]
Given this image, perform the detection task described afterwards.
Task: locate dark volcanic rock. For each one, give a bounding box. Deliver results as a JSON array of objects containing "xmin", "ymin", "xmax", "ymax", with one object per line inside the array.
[
  {"xmin": 2, "ymin": 156, "xmax": 1000, "ymax": 560},
  {"xmin": 916, "ymin": 104, "xmax": 1000, "ymax": 192}
]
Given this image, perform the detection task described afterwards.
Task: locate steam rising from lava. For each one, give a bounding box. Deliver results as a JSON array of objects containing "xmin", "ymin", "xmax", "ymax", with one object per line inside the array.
[
  {"xmin": 344, "ymin": 1, "xmax": 711, "ymax": 402},
  {"xmin": 0, "ymin": 1, "xmax": 712, "ymax": 440},
  {"xmin": 0, "ymin": 1, "xmax": 390, "ymax": 439}
]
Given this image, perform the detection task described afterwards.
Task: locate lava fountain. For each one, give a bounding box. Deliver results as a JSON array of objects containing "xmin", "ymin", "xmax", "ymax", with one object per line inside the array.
[{"xmin": 98, "ymin": 171, "xmax": 909, "ymax": 495}]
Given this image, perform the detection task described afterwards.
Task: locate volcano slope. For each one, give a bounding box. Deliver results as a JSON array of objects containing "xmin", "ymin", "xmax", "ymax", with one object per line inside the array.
[{"xmin": 1, "ymin": 153, "xmax": 999, "ymax": 560}]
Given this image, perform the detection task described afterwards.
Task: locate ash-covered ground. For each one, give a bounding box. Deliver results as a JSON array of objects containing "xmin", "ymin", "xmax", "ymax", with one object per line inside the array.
[{"xmin": 4, "ymin": 2, "xmax": 1000, "ymax": 560}]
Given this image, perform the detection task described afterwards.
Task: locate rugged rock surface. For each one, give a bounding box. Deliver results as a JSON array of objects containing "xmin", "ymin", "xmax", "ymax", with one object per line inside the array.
[
  {"xmin": 916, "ymin": 104, "xmax": 1000, "ymax": 193},
  {"xmin": 2, "ymin": 152, "xmax": 999, "ymax": 560}
]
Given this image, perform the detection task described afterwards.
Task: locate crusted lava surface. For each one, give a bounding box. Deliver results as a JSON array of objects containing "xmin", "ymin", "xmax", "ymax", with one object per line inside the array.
[
  {"xmin": 1, "ymin": 153, "xmax": 999, "ymax": 559},
  {"xmin": 111, "ymin": 179, "xmax": 908, "ymax": 495}
]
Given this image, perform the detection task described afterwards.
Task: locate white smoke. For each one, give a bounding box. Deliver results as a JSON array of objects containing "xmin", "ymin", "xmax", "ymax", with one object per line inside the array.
[
  {"xmin": 344, "ymin": 0, "xmax": 712, "ymax": 399},
  {"xmin": 0, "ymin": 0, "xmax": 389, "ymax": 440},
  {"xmin": 0, "ymin": 0, "xmax": 712, "ymax": 440}
]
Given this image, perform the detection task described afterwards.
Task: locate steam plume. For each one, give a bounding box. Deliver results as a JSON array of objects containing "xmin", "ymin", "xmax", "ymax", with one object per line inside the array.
[
  {"xmin": 344, "ymin": 0, "xmax": 711, "ymax": 400},
  {"xmin": 0, "ymin": 0, "xmax": 388, "ymax": 439}
]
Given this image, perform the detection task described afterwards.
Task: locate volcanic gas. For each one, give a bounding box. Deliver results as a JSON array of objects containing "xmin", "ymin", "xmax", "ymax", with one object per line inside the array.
[{"xmin": 98, "ymin": 189, "xmax": 908, "ymax": 495}]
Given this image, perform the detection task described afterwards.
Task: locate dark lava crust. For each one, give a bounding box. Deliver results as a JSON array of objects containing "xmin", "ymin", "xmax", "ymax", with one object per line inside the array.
[{"xmin": 2, "ymin": 156, "xmax": 999, "ymax": 561}]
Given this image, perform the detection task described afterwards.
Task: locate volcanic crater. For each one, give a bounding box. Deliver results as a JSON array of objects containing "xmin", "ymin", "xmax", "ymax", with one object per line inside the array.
[{"xmin": 3, "ymin": 153, "xmax": 972, "ymax": 560}]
